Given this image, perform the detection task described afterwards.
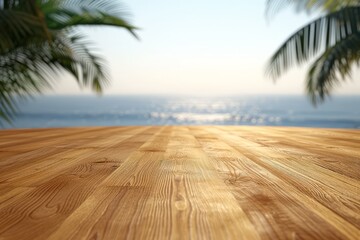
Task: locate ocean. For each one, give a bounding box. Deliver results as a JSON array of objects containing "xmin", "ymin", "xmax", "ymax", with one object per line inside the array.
[{"xmin": 2, "ymin": 95, "xmax": 360, "ymax": 129}]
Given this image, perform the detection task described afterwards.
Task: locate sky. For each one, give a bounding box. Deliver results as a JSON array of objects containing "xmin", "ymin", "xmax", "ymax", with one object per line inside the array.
[{"xmin": 53, "ymin": 0, "xmax": 360, "ymax": 96}]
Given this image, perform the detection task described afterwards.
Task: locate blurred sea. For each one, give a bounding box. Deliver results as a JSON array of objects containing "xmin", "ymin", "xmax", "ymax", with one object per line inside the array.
[{"xmin": 2, "ymin": 95, "xmax": 360, "ymax": 129}]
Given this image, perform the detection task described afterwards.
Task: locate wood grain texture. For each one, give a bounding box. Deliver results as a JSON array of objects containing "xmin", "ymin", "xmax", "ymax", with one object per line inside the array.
[{"xmin": 0, "ymin": 126, "xmax": 359, "ymax": 240}]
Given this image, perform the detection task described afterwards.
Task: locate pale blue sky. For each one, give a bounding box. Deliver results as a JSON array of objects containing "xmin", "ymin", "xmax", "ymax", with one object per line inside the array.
[{"xmin": 54, "ymin": 0, "xmax": 360, "ymax": 95}]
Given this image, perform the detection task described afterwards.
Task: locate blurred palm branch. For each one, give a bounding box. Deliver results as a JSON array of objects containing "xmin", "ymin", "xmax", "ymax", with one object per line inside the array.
[
  {"xmin": 0, "ymin": 0, "xmax": 137, "ymax": 123},
  {"xmin": 266, "ymin": 0, "xmax": 360, "ymax": 105}
]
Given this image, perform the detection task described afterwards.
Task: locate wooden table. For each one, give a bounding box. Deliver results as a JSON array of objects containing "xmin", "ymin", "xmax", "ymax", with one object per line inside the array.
[{"xmin": 0, "ymin": 126, "xmax": 359, "ymax": 239}]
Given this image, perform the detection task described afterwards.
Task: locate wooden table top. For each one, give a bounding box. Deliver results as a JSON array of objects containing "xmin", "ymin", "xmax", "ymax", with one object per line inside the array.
[{"xmin": 0, "ymin": 126, "xmax": 359, "ymax": 239}]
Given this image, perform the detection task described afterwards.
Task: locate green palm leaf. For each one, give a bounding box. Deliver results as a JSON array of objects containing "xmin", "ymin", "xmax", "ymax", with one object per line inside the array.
[
  {"xmin": 0, "ymin": 0, "xmax": 138, "ymax": 124},
  {"xmin": 267, "ymin": 6, "xmax": 360, "ymax": 79},
  {"xmin": 266, "ymin": 0, "xmax": 360, "ymax": 16},
  {"xmin": 267, "ymin": 1, "xmax": 360, "ymax": 105},
  {"xmin": 0, "ymin": 33, "xmax": 110, "ymax": 123},
  {"xmin": 40, "ymin": 0, "xmax": 126, "ymax": 15},
  {"xmin": 0, "ymin": 10, "xmax": 46, "ymax": 53},
  {"xmin": 307, "ymin": 33, "xmax": 360, "ymax": 104},
  {"xmin": 46, "ymin": 9, "xmax": 138, "ymax": 38},
  {"xmin": 42, "ymin": 0, "xmax": 138, "ymax": 38}
]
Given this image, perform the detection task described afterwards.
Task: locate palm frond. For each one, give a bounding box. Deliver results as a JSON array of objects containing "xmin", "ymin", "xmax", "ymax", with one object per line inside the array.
[
  {"xmin": 40, "ymin": 0, "xmax": 126, "ymax": 16},
  {"xmin": 266, "ymin": 0, "xmax": 360, "ymax": 16},
  {"xmin": 306, "ymin": 33, "xmax": 360, "ymax": 104},
  {"xmin": 266, "ymin": 6, "xmax": 360, "ymax": 79},
  {"xmin": 0, "ymin": 48, "xmax": 49, "ymax": 123},
  {"xmin": 1, "ymin": 0, "xmax": 34, "ymax": 10},
  {"xmin": 0, "ymin": 32, "xmax": 110, "ymax": 123},
  {"xmin": 0, "ymin": 9, "xmax": 47, "ymax": 53},
  {"xmin": 39, "ymin": 0, "xmax": 138, "ymax": 37},
  {"xmin": 54, "ymin": 33, "xmax": 110, "ymax": 92},
  {"xmin": 0, "ymin": 0, "xmax": 139, "ymax": 123},
  {"xmin": 45, "ymin": 9, "xmax": 138, "ymax": 38}
]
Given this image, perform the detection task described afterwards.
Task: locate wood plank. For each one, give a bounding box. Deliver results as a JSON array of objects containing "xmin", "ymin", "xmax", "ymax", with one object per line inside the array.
[
  {"xmin": 193, "ymin": 127, "xmax": 358, "ymax": 239},
  {"xmin": 205, "ymin": 127, "xmax": 360, "ymax": 230},
  {"xmin": 0, "ymin": 126, "xmax": 359, "ymax": 239}
]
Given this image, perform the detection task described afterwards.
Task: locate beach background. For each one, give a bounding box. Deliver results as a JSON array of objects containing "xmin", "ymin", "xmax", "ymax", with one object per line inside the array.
[
  {"xmin": 2, "ymin": 1, "xmax": 359, "ymax": 130},
  {"xmin": 3, "ymin": 95, "xmax": 359, "ymax": 129}
]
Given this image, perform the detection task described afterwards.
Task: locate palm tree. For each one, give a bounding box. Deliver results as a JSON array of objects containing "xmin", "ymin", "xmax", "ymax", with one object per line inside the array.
[
  {"xmin": 266, "ymin": 0, "xmax": 360, "ymax": 105},
  {"xmin": 0, "ymin": 0, "xmax": 137, "ymax": 123}
]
